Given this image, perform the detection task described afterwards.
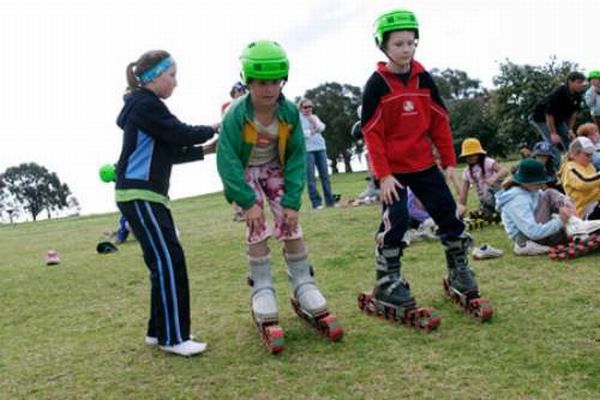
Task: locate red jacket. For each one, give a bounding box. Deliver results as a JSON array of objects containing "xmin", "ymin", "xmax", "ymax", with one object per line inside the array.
[{"xmin": 362, "ymin": 61, "xmax": 456, "ymax": 179}]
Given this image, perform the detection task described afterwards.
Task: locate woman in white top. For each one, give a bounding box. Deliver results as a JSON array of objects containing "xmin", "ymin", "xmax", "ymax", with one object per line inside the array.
[{"xmin": 298, "ymin": 98, "xmax": 335, "ymax": 208}]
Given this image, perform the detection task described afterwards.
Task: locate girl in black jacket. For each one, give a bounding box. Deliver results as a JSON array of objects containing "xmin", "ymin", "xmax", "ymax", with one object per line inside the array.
[{"xmin": 115, "ymin": 50, "xmax": 217, "ymax": 357}]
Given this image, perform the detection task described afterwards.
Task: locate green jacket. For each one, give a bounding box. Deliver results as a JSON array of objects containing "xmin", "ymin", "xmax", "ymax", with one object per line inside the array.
[{"xmin": 217, "ymin": 94, "xmax": 306, "ymax": 210}]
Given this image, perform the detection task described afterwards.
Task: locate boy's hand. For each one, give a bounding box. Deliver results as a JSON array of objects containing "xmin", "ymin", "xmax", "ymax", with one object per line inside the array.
[
  {"xmin": 283, "ymin": 208, "xmax": 299, "ymax": 231},
  {"xmin": 245, "ymin": 204, "xmax": 265, "ymax": 236},
  {"xmin": 380, "ymin": 175, "xmax": 404, "ymax": 205}
]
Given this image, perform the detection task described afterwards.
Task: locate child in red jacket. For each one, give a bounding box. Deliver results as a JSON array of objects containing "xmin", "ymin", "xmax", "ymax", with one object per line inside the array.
[{"xmin": 357, "ymin": 9, "xmax": 493, "ymax": 328}]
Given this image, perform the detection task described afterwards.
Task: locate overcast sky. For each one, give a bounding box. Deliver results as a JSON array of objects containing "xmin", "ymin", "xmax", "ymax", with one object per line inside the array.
[{"xmin": 1, "ymin": 0, "xmax": 598, "ymax": 218}]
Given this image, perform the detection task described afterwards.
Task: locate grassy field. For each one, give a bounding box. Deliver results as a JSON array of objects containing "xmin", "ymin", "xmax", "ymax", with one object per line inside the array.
[{"xmin": 1, "ymin": 172, "xmax": 599, "ymax": 399}]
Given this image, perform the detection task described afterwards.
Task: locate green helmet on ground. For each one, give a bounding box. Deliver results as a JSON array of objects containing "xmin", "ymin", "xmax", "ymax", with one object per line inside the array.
[
  {"xmin": 374, "ymin": 9, "xmax": 419, "ymax": 46},
  {"xmin": 240, "ymin": 40, "xmax": 289, "ymax": 83},
  {"xmin": 99, "ymin": 164, "xmax": 116, "ymax": 183},
  {"xmin": 588, "ymin": 70, "xmax": 600, "ymax": 79}
]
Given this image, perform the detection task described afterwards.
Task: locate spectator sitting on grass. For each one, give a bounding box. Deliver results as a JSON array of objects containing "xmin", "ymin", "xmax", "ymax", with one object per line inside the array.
[
  {"xmin": 559, "ymin": 137, "xmax": 600, "ymax": 219},
  {"xmin": 457, "ymin": 138, "xmax": 508, "ymax": 218},
  {"xmin": 495, "ymin": 159, "xmax": 575, "ymax": 256},
  {"xmin": 531, "ymin": 141, "xmax": 562, "ymax": 192},
  {"xmin": 575, "ymin": 122, "xmax": 600, "ymax": 170}
]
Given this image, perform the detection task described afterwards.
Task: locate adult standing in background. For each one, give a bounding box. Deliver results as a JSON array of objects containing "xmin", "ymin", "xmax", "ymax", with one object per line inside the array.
[
  {"xmin": 298, "ymin": 98, "xmax": 335, "ymax": 209},
  {"xmin": 530, "ymin": 72, "xmax": 587, "ymax": 165}
]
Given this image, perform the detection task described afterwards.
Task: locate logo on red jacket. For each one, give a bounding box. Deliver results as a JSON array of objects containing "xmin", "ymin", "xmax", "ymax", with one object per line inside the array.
[{"xmin": 403, "ymin": 100, "xmax": 415, "ymax": 113}]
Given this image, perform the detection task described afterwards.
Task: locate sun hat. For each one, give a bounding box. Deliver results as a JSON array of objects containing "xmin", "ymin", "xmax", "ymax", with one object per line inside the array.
[
  {"xmin": 512, "ymin": 159, "xmax": 552, "ymax": 185},
  {"xmin": 460, "ymin": 138, "xmax": 486, "ymax": 158}
]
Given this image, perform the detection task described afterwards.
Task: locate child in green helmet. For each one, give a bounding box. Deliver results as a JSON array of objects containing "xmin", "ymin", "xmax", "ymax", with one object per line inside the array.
[
  {"xmin": 216, "ymin": 40, "xmax": 343, "ymax": 354},
  {"xmin": 357, "ymin": 10, "xmax": 494, "ymax": 329}
]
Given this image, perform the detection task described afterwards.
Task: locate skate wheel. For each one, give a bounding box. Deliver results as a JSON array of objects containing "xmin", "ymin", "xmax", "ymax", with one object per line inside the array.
[
  {"xmin": 470, "ymin": 298, "xmax": 494, "ymax": 322},
  {"xmin": 357, "ymin": 293, "xmax": 367, "ymax": 311},
  {"xmin": 320, "ymin": 314, "xmax": 344, "ymax": 342},
  {"xmin": 264, "ymin": 325, "xmax": 284, "ymax": 354},
  {"xmin": 418, "ymin": 307, "xmax": 441, "ymax": 332}
]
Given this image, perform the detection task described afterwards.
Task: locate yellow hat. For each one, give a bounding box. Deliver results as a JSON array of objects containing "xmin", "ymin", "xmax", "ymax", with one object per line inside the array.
[{"xmin": 460, "ymin": 138, "xmax": 486, "ymax": 158}]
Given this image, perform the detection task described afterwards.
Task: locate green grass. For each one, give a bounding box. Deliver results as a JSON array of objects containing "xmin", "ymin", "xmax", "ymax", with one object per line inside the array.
[{"xmin": 1, "ymin": 172, "xmax": 600, "ymax": 399}]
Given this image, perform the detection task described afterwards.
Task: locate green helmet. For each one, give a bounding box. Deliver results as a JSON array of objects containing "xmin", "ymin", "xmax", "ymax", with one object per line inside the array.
[
  {"xmin": 99, "ymin": 164, "xmax": 116, "ymax": 183},
  {"xmin": 588, "ymin": 70, "xmax": 600, "ymax": 80},
  {"xmin": 240, "ymin": 40, "xmax": 289, "ymax": 83},
  {"xmin": 374, "ymin": 9, "xmax": 419, "ymax": 46}
]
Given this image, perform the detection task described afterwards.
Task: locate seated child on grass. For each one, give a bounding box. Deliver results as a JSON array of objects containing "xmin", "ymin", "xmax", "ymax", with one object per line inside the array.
[
  {"xmin": 495, "ymin": 159, "xmax": 575, "ymax": 256},
  {"xmin": 559, "ymin": 136, "xmax": 600, "ymax": 219},
  {"xmin": 457, "ymin": 138, "xmax": 508, "ymax": 218}
]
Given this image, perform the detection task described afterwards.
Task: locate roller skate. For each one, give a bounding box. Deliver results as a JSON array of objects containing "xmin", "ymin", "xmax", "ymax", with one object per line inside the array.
[
  {"xmin": 548, "ymin": 234, "xmax": 600, "ymax": 260},
  {"xmin": 466, "ymin": 210, "xmax": 501, "ymax": 228},
  {"xmin": 357, "ymin": 246, "xmax": 440, "ymax": 332},
  {"xmin": 442, "ymin": 234, "xmax": 494, "ymax": 322},
  {"xmin": 286, "ymin": 253, "xmax": 343, "ymax": 342},
  {"xmin": 463, "ymin": 217, "xmax": 485, "ymax": 231},
  {"xmin": 248, "ymin": 257, "xmax": 284, "ymax": 354}
]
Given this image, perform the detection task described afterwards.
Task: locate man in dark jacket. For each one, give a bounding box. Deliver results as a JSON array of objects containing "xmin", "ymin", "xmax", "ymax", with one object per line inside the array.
[{"xmin": 530, "ymin": 72, "xmax": 587, "ymax": 165}]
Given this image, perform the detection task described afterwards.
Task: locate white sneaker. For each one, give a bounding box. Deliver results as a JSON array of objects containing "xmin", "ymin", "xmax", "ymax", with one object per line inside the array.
[
  {"xmin": 145, "ymin": 336, "xmax": 159, "ymax": 346},
  {"xmin": 159, "ymin": 340, "xmax": 207, "ymax": 357},
  {"xmin": 146, "ymin": 334, "xmax": 195, "ymax": 347},
  {"xmin": 402, "ymin": 229, "xmax": 419, "ymax": 246},
  {"xmin": 566, "ymin": 216, "xmax": 600, "ymax": 237},
  {"xmin": 416, "ymin": 218, "xmax": 438, "ymax": 240},
  {"xmin": 472, "ymin": 244, "xmax": 504, "ymax": 259},
  {"xmin": 513, "ymin": 241, "xmax": 550, "ymax": 256}
]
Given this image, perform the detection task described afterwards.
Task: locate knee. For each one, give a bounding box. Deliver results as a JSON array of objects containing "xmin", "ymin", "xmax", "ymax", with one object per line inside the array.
[
  {"xmin": 283, "ymin": 238, "xmax": 305, "ymax": 255},
  {"xmin": 249, "ymin": 240, "xmax": 270, "ymax": 258}
]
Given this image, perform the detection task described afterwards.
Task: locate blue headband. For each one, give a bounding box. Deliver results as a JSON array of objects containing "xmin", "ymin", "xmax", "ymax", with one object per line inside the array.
[{"xmin": 138, "ymin": 57, "xmax": 173, "ymax": 84}]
